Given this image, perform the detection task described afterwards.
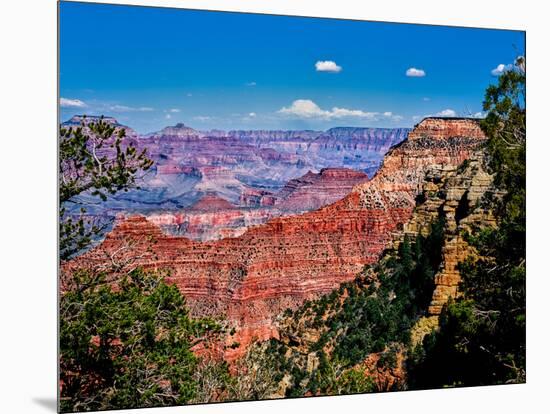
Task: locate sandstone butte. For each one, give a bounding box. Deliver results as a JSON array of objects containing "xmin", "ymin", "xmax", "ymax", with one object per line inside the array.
[
  {"xmin": 242, "ymin": 167, "xmax": 370, "ymax": 211},
  {"xmin": 63, "ymin": 117, "xmax": 487, "ymax": 362}
]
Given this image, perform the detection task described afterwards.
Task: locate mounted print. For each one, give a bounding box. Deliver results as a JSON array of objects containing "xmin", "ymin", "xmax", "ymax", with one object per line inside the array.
[{"xmin": 58, "ymin": 1, "xmax": 526, "ymax": 412}]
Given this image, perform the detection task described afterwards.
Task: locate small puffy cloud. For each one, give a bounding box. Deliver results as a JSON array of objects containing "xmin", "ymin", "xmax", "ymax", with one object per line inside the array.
[
  {"xmin": 246, "ymin": 81, "xmax": 257, "ymax": 87},
  {"xmin": 60, "ymin": 97, "xmax": 86, "ymax": 108},
  {"xmin": 491, "ymin": 63, "xmax": 514, "ymax": 76},
  {"xmin": 491, "ymin": 57, "xmax": 525, "ymax": 76},
  {"xmin": 248, "ymin": 112, "xmax": 257, "ymax": 117},
  {"xmin": 413, "ymin": 108, "xmax": 458, "ymax": 122},
  {"xmin": 315, "ymin": 60, "xmax": 342, "ymax": 73},
  {"xmin": 330, "ymin": 107, "xmax": 378, "ymax": 119},
  {"xmin": 169, "ymin": 108, "xmax": 180, "ymax": 113},
  {"xmin": 406, "ymin": 67, "xmax": 426, "ymax": 77},
  {"xmin": 435, "ymin": 109, "xmax": 457, "ymax": 117},
  {"xmin": 279, "ymin": 99, "xmax": 328, "ymax": 118},
  {"xmin": 165, "ymin": 114, "xmax": 172, "ymax": 120},
  {"xmin": 383, "ymin": 112, "xmax": 403, "ymax": 121},
  {"xmin": 472, "ymin": 111, "xmax": 486, "ymax": 119},
  {"xmin": 423, "ymin": 97, "xmax": 431, "ymax": 102},
  {"xmin": 278, "ymin": 99, "xmax": 401, "ymax": 122}
]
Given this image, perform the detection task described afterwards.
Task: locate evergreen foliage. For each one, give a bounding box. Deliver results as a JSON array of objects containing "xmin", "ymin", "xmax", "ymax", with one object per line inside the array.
[
  {"xmin": 59, "ymin": 116, "xmax": 153, "ymax": 259},
  {"xmin": 264, "ymin": 219, "xmax": 445, "ymax": 396},
  {"xmin": 408, "ymin": 56, "xmax": 526, "ymax": 388},
  {"xmin": 60, "ymin": 268, "xmax": 221, "ymax": 412}
]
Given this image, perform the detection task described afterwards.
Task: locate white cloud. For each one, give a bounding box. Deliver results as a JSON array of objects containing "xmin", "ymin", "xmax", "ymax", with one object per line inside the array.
[
  {"xmin": 435, "ymin": 109, "xmax": 457, "ymax": 117},
  {"xmin": 186, "ymin": 93, "xmax": 193, "ymax": 97},
  {"xmin": 278, "ymin": 99, "xmax": 401, "ymax": 122},
  {"xmin": 60, "ymin": 97, "xmax": 86, "ymax": 108},
  {"xmin": 248, "ymin": 112, "xmax": 257, "ymax": 117},
  {"xmin": 165, "ymin": 114, "xmax": 171, "ymax": 120},
  {"xmin": 108, "ymin": 105, "xmax": 153, "ymax": 112},
  {"xmin": 413, "ymin": 108, "xmax": 458, "ymax": 122},
  {"xmin": 246, "ymin": 81, "xmax": 257, "ymax": 87},
  {"xmin": 315, "ymin": 60, "xmax": 342, "ymax": 73},
  {"xmin": 383, "ymin": 112, "xmax": 403, "ymax": 121},
  {"xmin": 423, "ymin": 97, "xmax": 431, "ymax": 102},
  {"xmin": 472, "ymin": 111, "xmax": 486, "ymax": 119},
  {"xmin": 169, "ymin": 108, "xmax": 180, "ymax": 113},
  {"xmin": 406, "ymin": 67, "xmax": 426, "ymax": 77},
  {"xmin": 491, "ymin": 63, "xmax": 515, "ymax": 76},
  {"xmin": 279, "ymin": 100, "xmax": 328, "ymax": 118}
]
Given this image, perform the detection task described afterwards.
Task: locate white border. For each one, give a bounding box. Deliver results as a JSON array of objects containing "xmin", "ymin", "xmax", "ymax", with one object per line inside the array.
[{"xmin": 1, "ymin": 1, "xmax": 548, "ymax": 413}]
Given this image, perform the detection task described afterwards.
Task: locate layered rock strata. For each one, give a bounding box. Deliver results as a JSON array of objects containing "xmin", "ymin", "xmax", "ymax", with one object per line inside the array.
[
  {"xmin": 146, "ymin": 194, "xmax": 279, "ymax": 241},
  {"xmin": 253, "ymin": 168, "xmax": 370, "ymax": 212},
  {"xmin": 62, "ymin": 117, "xmax": 409, "ymax": 214},
  {"xmin": 401, "ymin": 154, "xmax": 498, "ymax": 315},
  {"xmin": 64, "ymin": 118, "xmax": 486, "ymax": 361},
  {"xmin": 148, "ymin": 168, "xmax": 370, "ymax": 241}
]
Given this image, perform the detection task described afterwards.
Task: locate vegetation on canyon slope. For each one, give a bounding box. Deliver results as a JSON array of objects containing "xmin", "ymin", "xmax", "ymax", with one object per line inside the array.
[
  {"xmin": 407, "ymin": 56, "xmax": 526, "ymax": 387},
  {"xmin": 259, "ymin": 219, "xmax": 446, "ymax": 397},
  {"xmin": 227, "ymin": 56, "xmax": 526, "ymax": 395},
  {"xmin": 59, "ymin": 56, "xmax": 526, "ymax": 411}
]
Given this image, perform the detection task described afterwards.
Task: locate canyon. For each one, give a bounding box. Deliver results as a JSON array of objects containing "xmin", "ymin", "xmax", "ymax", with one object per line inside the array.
[
  {"xmin": 63, "ymin": 117, "xmax": 487, "ymax": 361},
  {"xmin": 62, "ymin": 116, "xmax": 408, "ymax": 240},
  {"xmin": 147, "ymin": 168, "xmax": 370, "ymax": 241}
]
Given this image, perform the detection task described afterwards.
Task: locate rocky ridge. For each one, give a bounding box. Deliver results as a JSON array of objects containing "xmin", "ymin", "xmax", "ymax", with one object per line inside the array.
[{"xmin": 240, "ymin": 168, "xmax": 370, "ymax": 212}]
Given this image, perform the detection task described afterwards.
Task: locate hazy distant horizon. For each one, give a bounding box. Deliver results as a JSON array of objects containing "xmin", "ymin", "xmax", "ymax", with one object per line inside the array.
[{"xmin": 60, "ymin": 112, "xmax": 419, "ymax": 135}]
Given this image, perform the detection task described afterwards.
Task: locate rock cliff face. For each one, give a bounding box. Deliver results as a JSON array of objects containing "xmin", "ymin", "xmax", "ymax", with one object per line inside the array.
[
  {"xmin": 64, "ymin": 117, "xmax": 486, "ymax": 361},
  {"xmin": 400, "ymin": 153, "xmax": 497, "ymax": 315},
  {"xmin": 146, "ymin": 194, "xmax": 279, "ymax": 241},
  {"xmin": 241, "ymin": 168, "xmax": 369, "ymax": 212}
]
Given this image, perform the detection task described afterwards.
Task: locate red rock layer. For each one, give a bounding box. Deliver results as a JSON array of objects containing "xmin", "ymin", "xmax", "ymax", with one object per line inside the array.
[
  {"xmin": 240, "ymin": 168, "xmax": 369, "ymax": 212},
  {"xmin": 64, "ymin": 118, "xmax": 486, "ymax": 361},
  {"xmin": 146, "ymin": 207, "xmax": 278, "ymax": 241},
  {"xmin": 269, "ymin": 168, "xmax": 370, "ymax": 212},
  {"xmin": 189, "ymin": 193, "xmax": 236, "ymax": 212}
]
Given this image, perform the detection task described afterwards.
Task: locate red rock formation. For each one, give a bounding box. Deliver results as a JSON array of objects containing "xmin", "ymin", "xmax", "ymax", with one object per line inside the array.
[
  {"xmin": 147, "ymin": 168, "xmax": 371, "ymax": 241},
  {"xmin": 267, "ymin": 168, "xmax": 370, "ymax": 212},
  {"xmin": 64, "ymin": 118, "xmax": 486, "ymax": 361},
  {"xmin": 147, "ymin": 205, "xmax": 278, "ymax": 241},
  {"xmin": 240, "ymin": 188, "xmax": 276, "ymax": 207},
  {"xmin": 240, "ymin": 168, "xmax": 369, "ymax": 212},
  {"xmin": 189, "ymin": 193, "xmax": 236, "ymax": 212}
]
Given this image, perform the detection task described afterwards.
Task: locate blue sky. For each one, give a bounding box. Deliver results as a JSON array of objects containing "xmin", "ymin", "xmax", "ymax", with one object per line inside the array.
[{"xmin": 59, "ymin": 1, "xmax": 525, "ymax": 133}]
